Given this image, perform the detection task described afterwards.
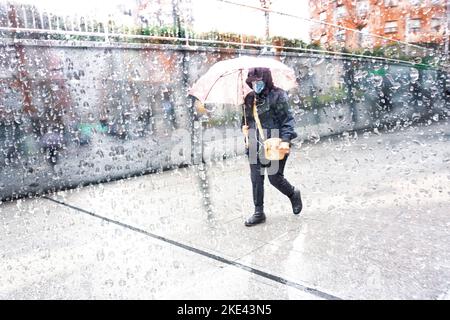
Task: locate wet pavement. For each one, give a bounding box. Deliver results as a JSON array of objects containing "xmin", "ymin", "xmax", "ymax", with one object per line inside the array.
[{"xmin": 1, "ymin": 121, "xmax": 449, "ymax": 299}]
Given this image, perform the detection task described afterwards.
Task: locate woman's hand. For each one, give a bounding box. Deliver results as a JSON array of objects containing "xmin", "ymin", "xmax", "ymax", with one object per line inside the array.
[
  {"xmin": 279, "ymin": 141, "xmax": 290, "ymax": 154},
  {"xmin": 242, "ymin": 125, "xmax": 249, "ymax": 136}
]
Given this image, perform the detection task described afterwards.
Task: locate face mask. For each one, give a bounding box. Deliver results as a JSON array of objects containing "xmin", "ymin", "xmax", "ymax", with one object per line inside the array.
[{"xmin": 252, "ymin": 80, "xmax": 265, "ymax": 94}]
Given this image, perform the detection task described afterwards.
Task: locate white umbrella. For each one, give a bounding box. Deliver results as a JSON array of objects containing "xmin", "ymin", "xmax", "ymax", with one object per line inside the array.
[{"xmin": 189, "ymin": 56, "xmax": 297, "ymax": 106}]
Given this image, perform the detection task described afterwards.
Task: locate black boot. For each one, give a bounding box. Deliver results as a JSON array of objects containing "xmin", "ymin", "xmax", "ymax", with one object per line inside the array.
[
  {"xmin": 289, "ymin": 188, "xmax": 303, "ymax": 215},
  {"xmin": 245, "ymin": 206, "xmax": 266, "ymax": 227}
]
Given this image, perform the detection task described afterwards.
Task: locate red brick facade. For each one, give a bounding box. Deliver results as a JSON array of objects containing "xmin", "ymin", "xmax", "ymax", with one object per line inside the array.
[{"xmin": 309, "ymin": 0, "xmax": 447, "ymax": 50}]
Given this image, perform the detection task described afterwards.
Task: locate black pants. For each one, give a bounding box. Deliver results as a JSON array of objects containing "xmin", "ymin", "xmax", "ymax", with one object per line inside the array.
[{"xmin": 250, "ymin": 155, "xmax": 295, "ymax": 211}]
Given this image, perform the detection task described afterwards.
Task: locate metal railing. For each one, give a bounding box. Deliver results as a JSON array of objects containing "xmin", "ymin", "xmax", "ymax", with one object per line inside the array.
[{"xmin": 0, "ymin": 1, "xmax": 448, "ymax": 69}]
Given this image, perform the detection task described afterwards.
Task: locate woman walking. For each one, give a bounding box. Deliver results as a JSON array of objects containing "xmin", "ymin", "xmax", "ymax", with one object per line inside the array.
[{"xmin": 242, "ymin": 67, "xmax": 302, "ymax": 226}]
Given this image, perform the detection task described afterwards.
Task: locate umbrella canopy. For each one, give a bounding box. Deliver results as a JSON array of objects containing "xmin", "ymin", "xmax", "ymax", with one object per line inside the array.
[{"xmin": 189, "ymin": 56, "xmax": 297, "ymax": 106}]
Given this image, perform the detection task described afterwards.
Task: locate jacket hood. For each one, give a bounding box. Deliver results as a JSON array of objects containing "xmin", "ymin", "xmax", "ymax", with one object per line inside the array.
[{"xmin": 246, "ymin": 67, "xmax": 274, "ymax": 95}]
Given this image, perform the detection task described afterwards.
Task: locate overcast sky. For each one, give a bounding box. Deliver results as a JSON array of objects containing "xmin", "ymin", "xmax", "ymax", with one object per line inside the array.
[
  {"xmin": 191, "ymin": 0, "xmax": 311, "ymax": 41},
  {"xmin": 13, "ymin": 0, "xmax": 311, "ymax": 41}
]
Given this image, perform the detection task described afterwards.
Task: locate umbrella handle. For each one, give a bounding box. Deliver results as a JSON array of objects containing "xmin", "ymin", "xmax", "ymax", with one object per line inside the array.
[{"xmin": 242, "ymin": 103, "xmax": 249, "ymax": 148}]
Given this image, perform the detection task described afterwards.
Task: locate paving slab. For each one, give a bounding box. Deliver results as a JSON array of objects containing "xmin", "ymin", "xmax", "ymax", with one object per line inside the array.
[{"xmin": 1, "ymin": 121, "xmax": 449, "ymax": 299}]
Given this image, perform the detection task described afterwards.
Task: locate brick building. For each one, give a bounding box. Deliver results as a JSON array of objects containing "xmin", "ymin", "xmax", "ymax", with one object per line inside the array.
[{"xmin": 309, "ymin": 0, "xmax": 448, "ymax": 50}]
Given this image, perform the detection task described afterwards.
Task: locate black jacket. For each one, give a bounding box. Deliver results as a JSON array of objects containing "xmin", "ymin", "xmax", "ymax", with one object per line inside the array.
[{"xmin": 241, "ymin": 68, "xmax": 298, "ymax": 147}]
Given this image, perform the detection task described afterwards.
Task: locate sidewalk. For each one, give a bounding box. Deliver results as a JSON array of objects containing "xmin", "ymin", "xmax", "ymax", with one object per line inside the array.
[{"xmin": 1, "ymin": 121, "xmax": 449, "ymax": 299}]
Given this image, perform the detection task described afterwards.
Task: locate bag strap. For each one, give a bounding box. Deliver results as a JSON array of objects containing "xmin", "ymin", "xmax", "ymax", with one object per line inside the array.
[{"xmin": 253, "ymin": 97, "xmax": 265, "ymax": 141}]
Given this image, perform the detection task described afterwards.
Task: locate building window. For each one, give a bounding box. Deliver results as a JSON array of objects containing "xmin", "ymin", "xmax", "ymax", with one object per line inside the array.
[
  {"xmin": 430, "ymin": 0, "xmax": 442, "ymax": 5},
  {"xmin": 319, "ymin": 11, "xmax": 327, "ymax": 22},
  {"xmin": 431, "ymin": 17, "xmax": 443, "ymax": 32},
  {"xmin": 335, "ymin": 5, "xmax": 347, "ymax": 20},
  {"xmin": 335, "ymin": 29, "xmax": 346, "ymax": 42},
  {"xmin": 409, "ymin": 0, "xmax": 423, "ymax": 6},
  {"xmin": 359, "ymin": 27, "xmax": 372, "ymax": 47},
  {"xmin": 385, "ymin": 0, "xmax": 399, "ymax": 7},
  {"xmin": 356, "ymin": 0, "xmax": 370, "ymax": 16},
  {"xmin": 408, "ymin": 19, "xmax": 421, "ymax": 33},
  {"xmin": 384, "ymin": 21, "xmax": 398, "ymax": 34}
]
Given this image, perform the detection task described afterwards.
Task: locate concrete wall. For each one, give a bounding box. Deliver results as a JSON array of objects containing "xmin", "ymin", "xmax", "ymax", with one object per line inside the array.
[{"xmin": 0, "ymin": 39, "xmax": 448, "ymax": 199}]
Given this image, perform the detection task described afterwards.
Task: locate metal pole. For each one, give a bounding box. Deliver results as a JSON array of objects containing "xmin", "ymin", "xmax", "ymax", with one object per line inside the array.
[
  {"xmin": 265, "ymin": 10, "xmax": 269, "ymax": 43},
  {"xmin": 259, "ymin": 0, "xmax": 271, "ymax": 45},
  {"xmin": 172, "ymin": 0, "xmax": 180, "ymax": 37}
]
